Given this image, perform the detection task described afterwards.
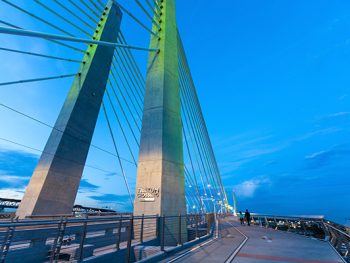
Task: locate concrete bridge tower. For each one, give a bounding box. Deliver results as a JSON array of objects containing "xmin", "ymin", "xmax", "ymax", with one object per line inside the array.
[
  {"xmin": 16, "ymin": 1, "xmax": 122, "ymax": 219},
  {"xmin": 133, "ymin": 0, "xmax": 187, "ymax": 245}
]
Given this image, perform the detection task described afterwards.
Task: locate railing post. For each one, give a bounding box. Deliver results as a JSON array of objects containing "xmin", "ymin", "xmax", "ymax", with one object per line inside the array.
[
  {"xmin": 160, "ymin": 216, "xmax": 165, "ymax": 251},
  {"xmin": 0, "ymin": 215, "xmax": 16, "ymax": 263},
  {"xmin": 265, "ymin": 216, "xmax": 268, "ymax": 228},
  {"xmin": 156, "ymin": 214, "xmax": 161, "ymax": 242},
  {"xmin": 320, "ymin": 220, "xmax": 330, "ymax": 241},
  {"xmin": 49, "ymin": 217, "xmax": 63, "ymax": 263},
  {"xmin": 116, "ymin": 217, "xmax": 122, "ymax": 250},
  {"xmin": 285, "ymin": 219, "xmax": 290, "ymax": 232},
  {"xmin": 77, "ymin": 215, "xmax": 88, "ymax": 262},
  {"xmin": 206, "ymin": 213, "xmax": 210, "ymax": 234},
  {"xmin": 195, "ymin": 214, "xmax": 198, "ymax": 238},
  {"xmin": 301, "ymin": 220, "xmax": 307, "ymax": 235},
  {"xmin": 54, "ymin": 217, "xmax": 68, "ymax": 262},
  {"xmin": 329, "ymin": 227, "xmax": 336, "ymax": 245},
  {"xmin": 274, "ymin": 216, "xmax": 278, "ymax": 230},
  {"xmin": 126, "ymin": 215, "xmax": 134, "ymax": 263},
  {"xmin": 140, "ymin": 214, "xmax": 144, "ymax": 243},
  {"xmin": 178, "ymin": 214, "xmax": 182, "ymax": 245}
]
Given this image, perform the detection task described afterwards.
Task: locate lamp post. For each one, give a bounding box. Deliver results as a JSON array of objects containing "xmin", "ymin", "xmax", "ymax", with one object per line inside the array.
[{"xmin": 201, "ymin": 196, "xmax": 218, "ymax": 237}]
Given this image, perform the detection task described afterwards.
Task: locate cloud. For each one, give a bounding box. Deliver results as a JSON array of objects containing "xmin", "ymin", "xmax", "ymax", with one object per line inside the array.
[
  {"xmin": 0, "ymin": 175, "xmax": 30, "ymax": 189},
  {"xmin": 232, "ymin": 177, "xmax": 271, "ymax": 198},
  {"xmin": 215, "ymin": 132, "xmax": 286, "ymax": 177},
  {"xmin": 89, "ymin": 193, "xmax": 133, "ymax": 204},
  {"xmin": 0, "ymin": 149, "xmax": 37, "ymax": 173},
  {"xmin": 304, "ymin": 144, "xmax": 350, "ymax": 170},
  {"xmin": 240, "ymin": 147, "xmax": 285, "ymax": 159},
  {"xmin": 220, "ymin": 159, "xmax": 253, "ymax": 177},
  {"xmin": 323, "ymin": 112, "xmax": 350, "ymax": 119},
  {"xmin": 0, "ymin": 189, "xmax": 25, "ymax": 199},
  {"xmin": 305, "ymin": 150, "xmax": 328, "ymax": 159},
  {"xmin": 214, "ymin": 133, "xmax": 273, "ymax": 150},
  {"xmin": 79, "ymin": 179, "xmax": 99, "ymax": 191},
  {"xmin": 0, "ymin": 149, "xmax": 37, "ymax": 191},
  {"xmin": 103, "ymin": 172, "xmax": 118, "ymax": 177},
  {"xmin": 88, "ymin": 193, "xmax": 134, "ymax": 211},
  {"xmin": 295, "ymin": 127, "xmax": 341, "ymax": 141}
]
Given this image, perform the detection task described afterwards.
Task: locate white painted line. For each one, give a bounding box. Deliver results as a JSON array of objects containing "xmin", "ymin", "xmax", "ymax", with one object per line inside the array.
[
  {"xmin": 327, "ymin": 241, "xmax": 347, "ymax": 263},
  {"xmin": 166, "ymin": 238, "xmax": 218, "ymax": 263},
  {"xmin": 167, "ymin": 218, "xmax": 220, "ymax": 263},
  {"xmin": 224, "ymin": 221, "xmax": 249, "ymax": 263}
]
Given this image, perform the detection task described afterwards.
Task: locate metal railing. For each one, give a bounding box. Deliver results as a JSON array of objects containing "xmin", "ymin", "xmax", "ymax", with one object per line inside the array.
[
  {"xmin": 0, "ymin": 213, "xmax": 215, "ymax": 263},
  {"xmin": 250, "ymin": 214, "xmax": 350, "ymax": 262}
]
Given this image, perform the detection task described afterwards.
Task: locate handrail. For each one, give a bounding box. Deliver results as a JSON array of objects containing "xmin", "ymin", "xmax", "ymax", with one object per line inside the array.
[
  {"xmin": 0, "ymin": 213, "xmax": 215, "ymax": 262},
  {"xmin": 0, "ymin": 213, "xmax": 209, "ymax": 228},
  {"xmin": 251, "ymin": 213, "xmax": 324, "ymax": 220},
  {"xmin": 248, "ymin": 213, "xmax": 349, "ymax": 261},
  {"xmin": 325, "ymin": 223, "xmax": 350, "ymax": 239}
]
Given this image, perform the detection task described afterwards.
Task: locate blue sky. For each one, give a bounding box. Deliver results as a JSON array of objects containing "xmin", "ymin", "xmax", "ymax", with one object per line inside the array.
[
  {"xmin": 178, "ymin": 0, "xmax": 350, "ymax": 224},
  {"xmin": 0, "ymin": 0, "xmax": 350, "ymax": 224}
]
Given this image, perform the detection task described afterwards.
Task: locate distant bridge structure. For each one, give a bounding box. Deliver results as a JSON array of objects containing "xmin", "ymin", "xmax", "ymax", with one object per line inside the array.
[
  {"xmin": 0, "ymin": 198, "xmax": 20, "ymax": 211},
  {"xmin": 0, "ymin": 197, "xmax": 117, "ymax": 214}
]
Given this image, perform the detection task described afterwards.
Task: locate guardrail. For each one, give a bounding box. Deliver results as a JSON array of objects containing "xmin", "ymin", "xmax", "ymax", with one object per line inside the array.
[
  {"xmin": 0, "ymin": 213, "xmax": 215, "ymax": 263},
  {"xmin": 250, "ymin": 214, "xmax": 350, "ymax": 262}
]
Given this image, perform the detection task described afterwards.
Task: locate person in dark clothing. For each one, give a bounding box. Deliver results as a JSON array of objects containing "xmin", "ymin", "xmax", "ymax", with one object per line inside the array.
[
  {"xmin": 245, "ymin": 209, "xmax": 251, "ymax": 226},
  {"xmin": 239, "ymin": 211, "xmax": 244, "ymax": 225}
]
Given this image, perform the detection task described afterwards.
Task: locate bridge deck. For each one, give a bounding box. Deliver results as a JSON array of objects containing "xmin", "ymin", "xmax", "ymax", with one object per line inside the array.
[{"xmin": 163, "ymin": 217, "xmax": 343, "ymax": 263}]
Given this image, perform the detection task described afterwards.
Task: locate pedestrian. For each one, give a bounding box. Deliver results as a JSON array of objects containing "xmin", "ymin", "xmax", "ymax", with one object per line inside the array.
[
  {"xmin": 245, "ymin": 209, "xmax": 251, "ymax": 226},
  {"xmin": 239, "ymin": 211, "xmax": 245, "ymax": 225}
]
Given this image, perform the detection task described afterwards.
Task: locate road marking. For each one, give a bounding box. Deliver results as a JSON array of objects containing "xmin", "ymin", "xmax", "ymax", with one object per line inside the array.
[
  {"xmin": 326, "ymin": 241, "xmax": 347, "ymax": 263},
  {"xmin": 237, "ymin": 253, "xmax": 343, "ymax": 263},
  {"xmin": 224, "ymin": 220, "xmax": 249, "ymax": 263},
  {"xmin": 166, "ymin": 237, "xmax": 218, "ymax": 263},
  {"xmin": 167, "ymin": 219, "xmax": 249, "ymax": 263},
  {"xmin": 166, "ymin": 218, "xmax": 220, "ymax": 263}
]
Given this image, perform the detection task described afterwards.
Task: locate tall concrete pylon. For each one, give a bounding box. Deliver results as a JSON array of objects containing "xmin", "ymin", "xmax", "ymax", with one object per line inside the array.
[
  {"xmin": 233, "ymin": 190, "xmax": 237, "ymax": 216},
  {"xmin": 16, "ymin": 1, "xmax": 122, "ymax": 219},
  {"xmin": 133, "ymin": 0, "xmax": 187, "ymax": 245}
]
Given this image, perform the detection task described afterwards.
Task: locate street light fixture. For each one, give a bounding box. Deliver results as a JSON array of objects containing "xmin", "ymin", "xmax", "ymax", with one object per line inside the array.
[{"xmin": 201, "ymin": 196, "xmax": 218, "ymax": 238}]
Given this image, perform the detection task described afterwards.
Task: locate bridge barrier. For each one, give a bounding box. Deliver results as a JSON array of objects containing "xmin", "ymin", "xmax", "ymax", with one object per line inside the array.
[
  {"xmin": 0, "ymin": 213, "xmax": 215, "ymax": 262},
  {"xmin": 250, "ymin": 214, "xmax": 350, "ymax": 262}
]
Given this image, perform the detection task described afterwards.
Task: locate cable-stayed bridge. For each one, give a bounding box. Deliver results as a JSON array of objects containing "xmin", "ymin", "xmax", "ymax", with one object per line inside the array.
[{"xmin": 0, "ymin": 0, "xmax": 349, "ymax": 262}]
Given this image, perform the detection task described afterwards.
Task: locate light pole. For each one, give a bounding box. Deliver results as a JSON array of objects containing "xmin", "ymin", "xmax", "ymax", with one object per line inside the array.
[{"xmin": 201, "ymin": 196, "xmax": 218, "ymax": 238}]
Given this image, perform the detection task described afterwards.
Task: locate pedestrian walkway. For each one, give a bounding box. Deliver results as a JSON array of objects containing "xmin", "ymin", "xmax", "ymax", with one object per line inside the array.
[
  {"xmin": 159, "ymin": 218, "xmax": 245, "ymax": 263},
  {"xmin": 166, "ymin": 217, "xmax": 344, "ymax": 263}
]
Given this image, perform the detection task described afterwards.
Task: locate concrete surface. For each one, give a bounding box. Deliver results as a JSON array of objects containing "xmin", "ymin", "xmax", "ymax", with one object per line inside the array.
[
  {"xmin": 165, "ymin": 217, "xmax": 344, "ymax": 263},
  {"xmin": 159, "ymin": 219, "xmax": 245, "ymax": 263},
  {"xmin": 133, "ymin": 0, "xmax": 186, "ymax": 246},
  {"xmin": 16, "ymin": 1, "xmax": 122, "ymax": 218}
]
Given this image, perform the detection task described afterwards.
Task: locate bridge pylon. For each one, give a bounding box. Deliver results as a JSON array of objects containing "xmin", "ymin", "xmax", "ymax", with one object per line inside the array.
[
  {"xmin": 133, "ymin": 0, "xmax": 187, "ymax": 245},
  {"xmin": 16, "ymin": 1, "xmax": 122, "ymax": 219}
]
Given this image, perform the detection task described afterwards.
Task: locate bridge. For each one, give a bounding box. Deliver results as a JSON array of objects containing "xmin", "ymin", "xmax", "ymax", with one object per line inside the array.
[{"xmin": 0, "ymin": 0, "xmax": 349, "ymax": 262}]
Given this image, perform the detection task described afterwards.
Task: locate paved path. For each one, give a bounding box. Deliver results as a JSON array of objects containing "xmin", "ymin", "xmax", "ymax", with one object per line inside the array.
[
  {"xmin": 159, "ymin": 218, "xmax": 245, "ymax": 263},
  {"xmin": 167, "ymin": 217, "xmax": 344, "ymax": 263}
]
